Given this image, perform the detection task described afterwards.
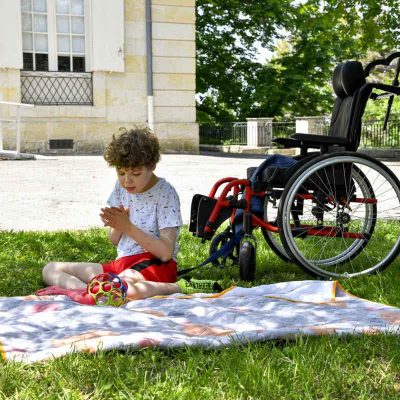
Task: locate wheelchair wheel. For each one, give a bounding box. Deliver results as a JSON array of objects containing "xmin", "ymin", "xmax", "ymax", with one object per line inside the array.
[
  {"xmin": 261, "ymin": 194, "xmax": 292, "ymax": 263},
  {"xmin": 278, "ymin": 152, "xmax": 400, "ymax": 278},
  {"xmin": 209, "ymin": 230, "xmax": 238, "ymax": 266},
  {"xmin": 239, "ymin": 240, "xmax": 256, "ymax": 281}
]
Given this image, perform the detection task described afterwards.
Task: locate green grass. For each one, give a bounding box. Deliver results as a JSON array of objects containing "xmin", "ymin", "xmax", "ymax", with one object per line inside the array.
[{"xmin": 1, "ymin": 227, "xmax": 400, "ymax": 399}]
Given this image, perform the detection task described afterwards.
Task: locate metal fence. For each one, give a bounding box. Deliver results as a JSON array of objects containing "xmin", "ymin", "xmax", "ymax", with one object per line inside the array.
[
  {"xmin": 269, "ymin": 121, "xmax": 296, "ymax": 138},
  {"xmin": 199, "ymin": 122, "xmax": 247, "ymax": 145},
  {"xmin": 361, "ymin": 120, "xmax": 400, "ymax": 147},
  {"xmin": 200, "ymin": 120, "xmax": 400, "ymax": 148},
  {"xmin": 20, "ymin": 71, "xmax": 93, "ymax": 106},
  {"xmin": 199, "ymin": 121, "xmax": 295, "ymax": 146}
]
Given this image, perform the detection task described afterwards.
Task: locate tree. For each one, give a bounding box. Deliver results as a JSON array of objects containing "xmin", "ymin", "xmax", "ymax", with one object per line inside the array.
[
  {"xmin": 196, "ymin": 0, "xmax": 400, "ymax": 122},
  {"xmin": 280, "ymin": 0, "xmax": 400, "ymax": 118},
  {"xmin": 196, "ymin": 0, "xmax": 294, "ymax": 122}
]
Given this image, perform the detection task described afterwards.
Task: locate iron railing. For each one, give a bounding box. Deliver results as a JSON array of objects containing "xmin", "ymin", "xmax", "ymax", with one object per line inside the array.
[
  {"xmin": 199, "ymin": 122, "xmax": 247, "ymax": 145},
  {"xmin": 20, "ymin": 71, "xmax": 93, "ymax": 106},
  {"xmin": 270, "ymin": 121, "xmax": 296, "ymax": 138},
  {"xmin": 199, "ymin": 119, "xmax": 400, "ymax": 148},
  {"xmin": 361, "ymin": 119, "xmax": 400, "ymax": 147},
  {"xmin": 303, "ymin": 119, "xmax": 400, "ymax": 147}
]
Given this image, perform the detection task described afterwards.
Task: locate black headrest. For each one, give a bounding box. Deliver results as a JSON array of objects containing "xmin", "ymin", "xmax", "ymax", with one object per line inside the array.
[{"xmin": 332, "ymin": 61, "xmax": 366, "ymax": 98}]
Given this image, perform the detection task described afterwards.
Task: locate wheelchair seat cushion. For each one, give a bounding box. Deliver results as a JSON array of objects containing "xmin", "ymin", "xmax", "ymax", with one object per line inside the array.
[{"xmin": 249, "ymin": 154, "xmax": 298, "ymax": 190}]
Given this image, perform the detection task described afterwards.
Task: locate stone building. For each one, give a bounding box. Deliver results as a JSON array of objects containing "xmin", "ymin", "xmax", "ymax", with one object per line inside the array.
[{"xmin": 0, "ymin": 0, "xmax": 197, "ymax": 154}]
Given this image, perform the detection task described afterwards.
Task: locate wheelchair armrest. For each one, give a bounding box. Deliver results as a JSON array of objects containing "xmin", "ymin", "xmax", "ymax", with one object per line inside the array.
[
  {"xmin": 272, "ymin": 137, "xmax": 302, "ymax": 148},
  {"xmin": 291, "ymin": 133, "xmax": 349, "ymax": 146},
  {"xmin": 273, "ymin": 136, "xmax": 324, "ymax": 156},
  {"xmin": 273, "ymin": 136, "xmax": 335, "ymax": 149}
]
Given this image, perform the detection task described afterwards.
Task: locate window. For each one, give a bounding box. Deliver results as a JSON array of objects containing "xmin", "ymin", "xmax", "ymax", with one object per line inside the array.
[
  {"xmin": 55, "ymin": 0, "xmax": 86, "ymax": 72},
  {"xmin": 21, "ymin": 0, "xmax": 49, "ymax": 71},
  {"xmin": 21, "ymin": 0, "xmax": 87, "ymax": 72}
]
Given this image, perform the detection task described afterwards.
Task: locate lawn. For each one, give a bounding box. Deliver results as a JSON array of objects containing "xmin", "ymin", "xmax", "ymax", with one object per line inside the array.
[{"xmin": 1, "ymin": 227, "xmax": 400, "ymax": 399}]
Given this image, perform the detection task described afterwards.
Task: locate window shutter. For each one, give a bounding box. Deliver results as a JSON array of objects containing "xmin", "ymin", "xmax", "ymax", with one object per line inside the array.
[
  {"xmin": 91, "ymin": 0, "xmax": 125, "ymax": 72},
  {"xmin": 0, "ymin": 0, "xmax": 23, "ymax": 69}
]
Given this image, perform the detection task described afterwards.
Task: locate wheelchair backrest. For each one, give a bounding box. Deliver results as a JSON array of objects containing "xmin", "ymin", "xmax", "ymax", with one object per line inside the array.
[
  {"xmin": 328, "ymin": 61, "xmax": 369, "ymax": 151},
  {"xmin": 329, "ymin": 52, "xmax": 400, "ymax": 151}
]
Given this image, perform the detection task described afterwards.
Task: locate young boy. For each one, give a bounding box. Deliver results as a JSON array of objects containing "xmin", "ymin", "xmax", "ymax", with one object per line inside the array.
[{"xmin": 38, "ymin": 127, "xmax": 220, "ymax": 304}]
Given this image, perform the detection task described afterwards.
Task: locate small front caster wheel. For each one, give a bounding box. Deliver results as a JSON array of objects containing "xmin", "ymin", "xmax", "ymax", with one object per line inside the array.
[
  {"xmin": 209, "ymin": 230, "xmax": 238, "ymax": 266},
  {"xmin": 239, "ymin": 241, "xmax": 256, "ymax": 281}
]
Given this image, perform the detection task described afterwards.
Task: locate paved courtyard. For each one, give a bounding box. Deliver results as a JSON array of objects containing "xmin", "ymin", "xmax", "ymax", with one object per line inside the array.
[
  {"xmin": 0, "ymin": 153, "xmax": 264, "ymax": 231},
  {"xmin": 1, "ymin": 153, "xmax": 400, "ymax": 232}
]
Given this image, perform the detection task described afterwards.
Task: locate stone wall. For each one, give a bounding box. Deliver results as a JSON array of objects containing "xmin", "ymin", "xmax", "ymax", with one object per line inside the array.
[{"xmin": 0, "ymin": 0, "xmax": 198, "ymax": 154}]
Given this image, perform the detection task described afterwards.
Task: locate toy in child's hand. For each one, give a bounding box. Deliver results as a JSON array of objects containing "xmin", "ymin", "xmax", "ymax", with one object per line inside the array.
[{"xmin": 87, "ymin": 273, "xmax": 128, "ymax": 306}]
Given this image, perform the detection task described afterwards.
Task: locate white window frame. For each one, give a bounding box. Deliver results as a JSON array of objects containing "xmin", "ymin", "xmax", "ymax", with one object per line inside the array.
[
  {"xmin": 21, "ymin": 0, "xmax": 91, "ymax": 72},
  {"xmin": 21, "ymin": 0, "xmax": 49, "ymax": 70}
]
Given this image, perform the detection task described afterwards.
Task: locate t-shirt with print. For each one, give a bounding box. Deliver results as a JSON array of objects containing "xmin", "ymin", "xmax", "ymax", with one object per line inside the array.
[{"xmin": 106, "ymin": 177, "xmax": 183, "ymax": 260}]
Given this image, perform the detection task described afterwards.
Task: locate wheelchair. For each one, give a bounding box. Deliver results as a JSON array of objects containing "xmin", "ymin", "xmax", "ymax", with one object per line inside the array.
[{"xmin": 190, "ymin": 51, "xmax": 400, "ymax": 281}]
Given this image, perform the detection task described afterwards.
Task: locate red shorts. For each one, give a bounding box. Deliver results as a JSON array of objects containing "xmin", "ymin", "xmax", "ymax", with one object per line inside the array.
[{"xmin": 101, "ymin": 252, "xmax": 177, "ymax": 283}]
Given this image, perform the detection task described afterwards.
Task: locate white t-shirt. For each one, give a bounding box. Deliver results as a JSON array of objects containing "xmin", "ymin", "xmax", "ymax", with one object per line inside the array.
[{"xmin": 107, "ymin": 178, "xmax": 183, "ymax": 260}]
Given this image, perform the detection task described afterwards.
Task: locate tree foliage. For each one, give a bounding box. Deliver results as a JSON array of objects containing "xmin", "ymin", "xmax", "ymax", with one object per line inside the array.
[
  {"xmin": 196, "ymin": 0, "xmax": 294, "ymax": 122},
  {"xmin": 196, "ymin": 0, "xmax": 400, "ymax": 122}
]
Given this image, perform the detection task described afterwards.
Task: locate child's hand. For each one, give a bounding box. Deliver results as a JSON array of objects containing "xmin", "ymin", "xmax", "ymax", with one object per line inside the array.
[{"xmin": 100, "ymin": 206, "xmax": 131, "ymax": 232}]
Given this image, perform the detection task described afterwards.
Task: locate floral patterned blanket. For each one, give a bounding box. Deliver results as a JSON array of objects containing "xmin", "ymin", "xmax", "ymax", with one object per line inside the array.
[{"xmin": 1, "ymin": 280, "xmax": 399, "ymax": 363}]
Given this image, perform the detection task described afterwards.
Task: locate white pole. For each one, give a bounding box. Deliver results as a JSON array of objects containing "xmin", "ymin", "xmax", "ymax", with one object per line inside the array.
[
  {"xmin": 16, "ymin": 106, "xmax": 21, "ymax": 155},
  {"xmin": 147, "ymin": 95, "xmax": 154, "ymax": 131},
  {"xmin": 146, "ymin": 0, "xmax": 154, "ymax": 132},
  {"xmin": 0, "ymin": 123, "xmax": 3, "ymax": 151},
  {"xmin": 0, "ymin": 106, "xmax": 3, "ymax": 151}
]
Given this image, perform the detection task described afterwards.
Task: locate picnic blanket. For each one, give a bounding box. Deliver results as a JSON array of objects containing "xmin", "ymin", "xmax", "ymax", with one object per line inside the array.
[{"xmin": 1, "ymin": 280, "xmax": 400, "ymax": 363}]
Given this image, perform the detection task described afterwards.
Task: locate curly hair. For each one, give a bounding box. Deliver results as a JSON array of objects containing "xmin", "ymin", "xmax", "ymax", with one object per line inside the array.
[{"xmin": 104, "ymin": 127, "xmax": 160, "ymax": 168}]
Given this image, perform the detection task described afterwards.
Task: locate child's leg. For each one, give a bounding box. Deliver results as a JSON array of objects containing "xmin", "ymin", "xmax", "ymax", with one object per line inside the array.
[
  {"xmin": 118, "ymin": 268, "xmax": 177, "ymax": 299},
  {"xmin": 123, "ymin": 278, "xmax": 224, "ymax": 300},
  {"xmin": 118, "ymin": 268, "xmax": 147, "ymax": 284},
  {"xmin": 124, "ymin": 280, "xmax": 181, "ymax": 300},
  {"xmin": 42, "ymin": 262, "xmax": 103, "ymax": 289}
]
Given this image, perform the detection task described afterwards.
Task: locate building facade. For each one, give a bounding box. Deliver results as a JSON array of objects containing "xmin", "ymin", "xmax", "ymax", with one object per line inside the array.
[{"xmin": 0, "ymin": 0, "xmax": 197, "ymax": 154}]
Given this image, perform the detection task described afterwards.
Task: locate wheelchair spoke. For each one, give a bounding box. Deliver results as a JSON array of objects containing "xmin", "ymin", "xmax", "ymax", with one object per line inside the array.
[
  {"xmin": 278, "ymin": 153, "xmax": 400, "ymax": 278},
  {"xmin": 262, "ymin": 192, "xmax": 292, "ymax": 262}
]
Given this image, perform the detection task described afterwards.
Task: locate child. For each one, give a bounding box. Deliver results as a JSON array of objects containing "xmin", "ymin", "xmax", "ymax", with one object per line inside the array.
[{"xmin": 38, "ymin": 127, "xmax": 220, "ymax": 304}]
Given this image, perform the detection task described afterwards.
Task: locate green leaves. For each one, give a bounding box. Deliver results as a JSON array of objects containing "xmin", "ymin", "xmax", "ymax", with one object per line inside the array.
[
  {"xmin": 196, "ymin": 0, "xmax": 294, "ymax": 122},
  {"xmin": 196, "ymin": 0, "xmax": 400, "ymax": 122}
]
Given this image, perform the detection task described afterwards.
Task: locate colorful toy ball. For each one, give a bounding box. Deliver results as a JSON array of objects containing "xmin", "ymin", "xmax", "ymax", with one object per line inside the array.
[{"xmin": 87, "ymin": 273, "xmax": 128, "ymax": 307}]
